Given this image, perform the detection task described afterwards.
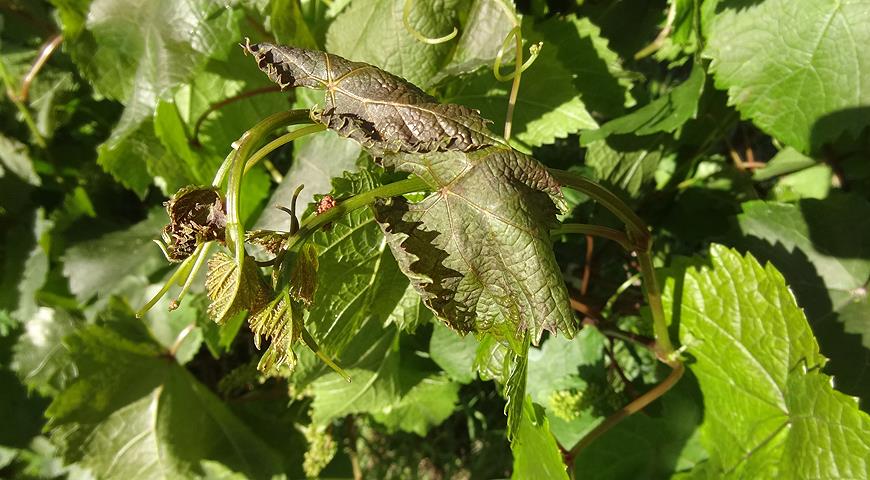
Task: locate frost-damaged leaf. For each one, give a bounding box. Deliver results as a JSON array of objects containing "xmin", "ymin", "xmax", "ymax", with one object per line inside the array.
[
  {"xmin": 205, "ymin": 252, "xmax": 270, "ymax": 325},
  {"xmin": 46, "ymin": 318, "xmax": 284, "ymax": 479},
  {"xmin": 162, "ymin": 186, "xmax": 226, "ymax": 262},
  {"xmin": 287, "ymin": 243, "xmax": 319, "ymax": 305},
  {"xmin": 665, "ymin": 245, "xmax": 870, "ymax": 478},
  {"xmin": 705, "ymin": 0, "xmax": 870, "ymax": 153},
  {"xmin": 248, "ymin": 290, "xmax": 303, "ymax": 374},
  {"xmin": 374, "ymin": 147, "xmax": 575, "ymax": 343},
  {"xmin": 243, "ymin": 42, "xmax": 502, "ymax": 155}
]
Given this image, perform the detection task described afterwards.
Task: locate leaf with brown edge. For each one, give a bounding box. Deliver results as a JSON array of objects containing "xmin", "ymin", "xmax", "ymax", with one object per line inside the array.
[
  {"xmin": 162, "ymin": 186, "xmax": 226, "ymax": 262},
  {"xmin": 248, "ymin": 289, "xmax": 303, "ymax": 374},
  {"xmin": 282, "ymin": 243, "xmax": 319, "ymax": 306},
  {"xmin": 373, "ymin": 146, "xmax": 575, "ymax": 345},
  {"xmin": 205, "ymin": 252, "xmax": 270, "ymax": 325},
  {"xmin": 242, "ymin": 41, "xmax": 503, "ymax": 155}
]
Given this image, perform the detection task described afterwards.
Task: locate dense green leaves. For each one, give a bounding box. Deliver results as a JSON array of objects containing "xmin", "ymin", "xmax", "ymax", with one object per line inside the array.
[
  {"xmin": 46, "ymin": 317, "xmax": 284, "ymax": 479},
  {"xmin": 705, "ymin": 0, "xmax": 870, "ymax": 153},
  {"xmin": 5, "ymin": 0, "xmax": 870, "ymax": 478},
  {"xmin": 666, "ymin": 245, "xmax": 870, "ymax": 477}
]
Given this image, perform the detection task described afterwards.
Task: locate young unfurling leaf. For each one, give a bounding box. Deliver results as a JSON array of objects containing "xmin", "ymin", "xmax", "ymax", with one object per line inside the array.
[
  {"xmin": 243, "ymin": 41, "xmax": 503, "ymax": 155},
  {"xmin": 205, "ymin": 251, "xmax": 270, "ymax": 325}
]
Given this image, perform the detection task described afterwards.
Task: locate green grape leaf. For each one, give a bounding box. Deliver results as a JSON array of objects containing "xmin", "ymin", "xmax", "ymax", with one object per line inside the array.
[
  {"xmin": 429, "ymin": 322, "xmax": 479, "ymax": 384},
  {"xmin": 0, "ymin": 134, "xmax": 40, "ymax": 186},
  {"xmin": 437, "ymin": 0, "xmax": 516, "ymax": 78},
  {"xmin": 752, "ymin": 147, "xmax": 816, "ymax": 181},
  {"xmin": 665, "ymin": 244, "xmax": 870, "ymax": 477},
  {"xmin": 244, "ymin": 42, "xmax": 501, "ymax": 155},
  {"xmin": 55, "ymin": 0, "xmax": 240, "ymax": 145},
  {"xmin": 374, "ymin": 147, "xmax": 575, "ymax": 343},
  {"xmin": 542, "ymin": 15, "xmax": 636, "ymax": 118},
  {"xmin": 11, "ymin": 307, "xmax": 77, "ymax": 397},
  {"xmin": 325, "ymin": 0, "xmax": 463, "ymax": 89},
  {"xmin": 309, "ymin": 344, "xmax": 402, "ymax": 424},
  {"xmin": 580, "ymin": 63, "xmax": 705, "ymax": 144},
  {"xmin": 45, "ymin": 318, "xmax": 284, "ymax": 479},
  {"xmin": 526, "ymin": 327, "xmax": 606, "ymax": 406},
  {"xmin": 302, "ymin": 169, "xmax": 412, "ymax": 358},
  {"xmin": 732, "ymin": 197, "xmax": 870, "ymax": 405},
  {"xmin": 443, "ymin": 17, "xmax": 599, "ymax": 147},
  {"xmin": 585, "ymin": 134, "xmax": 668, "ymax": 199},
  {"xmin": 61, "ymin": 209, "xmax": 166, "ymax": 303},
  {"xmin": 205, "ymin": 252, "xmax": 270, "ymax": 325},
  {"xmin": 371, "ymin": 374, "xmax": 460, "ymax": 436},
  {"xmin": 247, "ymin": 290, "xmax": 303, "ymax": 374},
  {"xmin": 511, "ymin": 397, "xmax": 569, "ymax": 480},
  {"xmin": 704, "ymin": 0, "xmax": 870, "ymax": 153}
]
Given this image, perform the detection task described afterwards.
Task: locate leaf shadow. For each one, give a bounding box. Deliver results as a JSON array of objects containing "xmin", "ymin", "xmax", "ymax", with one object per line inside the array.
[
  {"xmin": 729, "ymin": 234, "xmax": 869, "ymax": 410},
  {"xmin": 809, "ymin": 106, "xmax": 870, "ymax": 157}
]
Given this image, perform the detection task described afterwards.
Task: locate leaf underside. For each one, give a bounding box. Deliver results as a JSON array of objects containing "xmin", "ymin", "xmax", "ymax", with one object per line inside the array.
[{"xmin": 244, "ymin": 42, "xmax": 503, "ymax": 155}]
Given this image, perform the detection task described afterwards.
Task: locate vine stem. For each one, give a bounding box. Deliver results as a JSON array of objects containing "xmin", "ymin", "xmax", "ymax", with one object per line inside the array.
[
  {"xmin": 285, "ymin": 175, "xmax": 430, "ymax": 252},
  {"xmin": 225, "ymin": 110, "xmax": 314, "ymax": 261},
  {"xmin": 243, "ymin": 124, "xmax": 327, "ymax": 174},
  {"xmin": 552, "ymin": 223, "xmax": 632, "ymax": 251},
  {"xmin": 568, "ymin": 363, "xmax": 684, "ymax": 457},
  {"xmin": 553, "ymin": 168, "xmax": 682, "ymax": 461}
]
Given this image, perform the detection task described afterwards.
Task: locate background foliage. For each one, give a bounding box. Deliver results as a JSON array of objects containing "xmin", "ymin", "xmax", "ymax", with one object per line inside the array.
[{"xmin": 1, "ymin": 0, "xmax": 869, "ymax": 478}]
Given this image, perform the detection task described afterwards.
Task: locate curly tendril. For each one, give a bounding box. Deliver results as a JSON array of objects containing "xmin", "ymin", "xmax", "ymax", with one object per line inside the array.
[{"xmin": 403, "ymin": 0, "xmax": 458, "ymax": 44}]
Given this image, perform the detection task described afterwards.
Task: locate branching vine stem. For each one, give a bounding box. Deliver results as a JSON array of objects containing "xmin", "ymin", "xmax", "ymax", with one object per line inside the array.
[
  {"xmin": 284, "ymin": 175, "xmax": 430, "ymax": 253},
  {"xmin": 551, "ymin": 168, "xmax": 682, "ymax": 460}
]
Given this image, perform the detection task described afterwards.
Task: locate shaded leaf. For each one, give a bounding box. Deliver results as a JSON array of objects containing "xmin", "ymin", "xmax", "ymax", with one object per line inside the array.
[
  {"xmin": 371, "ymin": 374, "xmax": 460, "ymax": 436},
  {"xmin": 46, "ymin": 318, "xmax": 284, "ymax": 479},
  {"xmin": 11, "ymin": 307, "xmax": 77, "ymax": 397},
  {"xmin": 732, "ymin": 197, "xmax": 870, "ymax": 405},
  {"xmin": 326, "ymin": 0, "xmax": 463, "ymax": 88},
  {"xmin": 429, "ymin": 322, "xmax": 479, "ymax": 384},
  {"xmin": 443, "ymin": 17, "xmax": 599, "ymax": 147},
  {"xmin": 0, "ymin": 134, "xmax": 40, "ymax": 186},
  {"xmin": 581, "ymin": 63, "xmax": 705, "ymax": 144},
  {"xmin": 61, "ymin": 209, "xmax": 166, "ymax": 303}
]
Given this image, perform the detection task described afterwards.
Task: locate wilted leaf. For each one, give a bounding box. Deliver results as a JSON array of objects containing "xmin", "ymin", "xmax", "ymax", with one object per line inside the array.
[
  {"xmin": 374, "ymin": 147, "xmax": 575, "ymax": 343},
  {"xmin": 244, "ymin": 42, "xmax": 501, "ymax": 155},
  {"xmin": 161, "ymin": 186, "xmax": 226, "ymax": 262}
]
